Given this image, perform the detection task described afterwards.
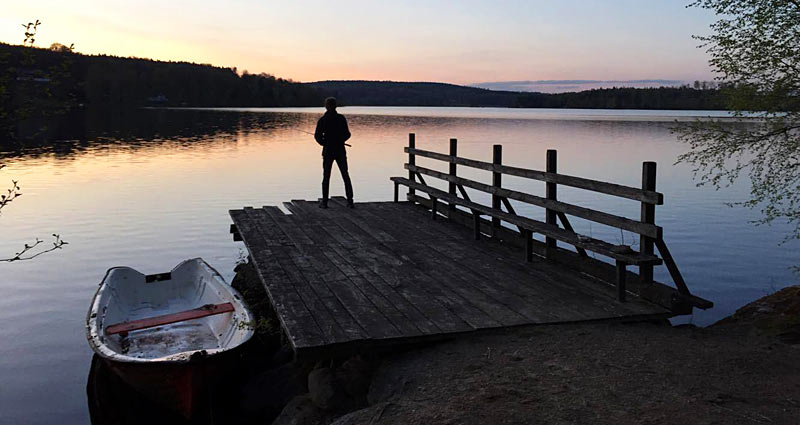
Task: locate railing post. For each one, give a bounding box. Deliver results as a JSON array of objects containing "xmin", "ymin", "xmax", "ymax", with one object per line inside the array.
[
  {"xmin": 545, "ymin": 149, "xmax": 557, "ymax": 257},
  {"xmin": 492, "ymin": 144, "xmax": 502, "ymax": 236},
  {"xmin": 408, "ymin": 133, "xmax": 416, "ymax": 202},
  {"xmin": 640, "ymin": 162, "xmax": 656, "ymax": 284},
  {"xmin": 449, "ymin": 138, "xmax": 458, "ymax": 216}
]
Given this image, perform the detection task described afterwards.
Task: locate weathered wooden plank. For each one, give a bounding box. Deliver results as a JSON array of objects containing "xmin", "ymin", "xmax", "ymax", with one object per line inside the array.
[
  {"xmin": 288, "ymin": 200, "xmax": 457, "ymax": 334},
  {"xmin": 321, "ymin": 250, "xmax": 426, "ymax": 337},
  {"xmin": 329, "ymin": 198, "xmax": 397, "ymax": 243},
  {"xmin": 262, "ymin": 206, "xmax": 314, "ymax": 246},
  {"xmin": 230, "ymin": 209, "xmax": 327, "ymax": 349},
  {"xmin": 243, "ymin": 207, "xmax": 356, "ymax": 344},
  {"xmin": 405, "ymin": 164, "xmax": 662, "ymax": 239},
  {"xmin": 405, "ymin": 195, "xmax": 707, "ymax": 312},
  {"xmin": 333, "ymin": 201, "xmax": 527, "ymax": 326},
  {"xmin": 393, "ymin": 199, "xmax": 670, "ymax": 319},
  {"xmin": 370, "ymin": 202, "xmax": 637, "ymax": 320},
  {"xmin": 277, "ymin": 209, "xmax": 413, "ymax": 340},
  {"xmin": 233, "ymin": 199, "xmax": 688, "ymax": 360},
  {"xmin": 404, "ymin": 147, "xmax": 663, "ymax": 204},
  {"xmin": 258, "ymin": 207, "xmax": 370, "ymax": 341},
  {"xmin": 326, "ymin": 198, "xmax": 502, "ymax": 330},
  {"xmin": 358, "ymin": 202, "xmax": 610, "ymax": 322}
]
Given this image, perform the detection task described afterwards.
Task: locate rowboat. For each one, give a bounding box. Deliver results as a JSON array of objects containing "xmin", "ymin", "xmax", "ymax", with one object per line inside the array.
[{"xmin": 86, "ymin": 258, "xmax": 254, "ymax": 417}]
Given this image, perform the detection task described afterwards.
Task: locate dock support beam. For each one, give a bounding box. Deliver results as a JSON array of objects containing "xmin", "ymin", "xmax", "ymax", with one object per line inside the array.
[{"xmin": 545, "ymin": 149, "xmax": 557, "ymax": 258}]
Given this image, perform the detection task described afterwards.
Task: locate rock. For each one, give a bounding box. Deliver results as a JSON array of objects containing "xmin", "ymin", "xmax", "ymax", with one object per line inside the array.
[
  {"xmin": 336, "ymin": 356, "xmax": 373, "ymax": 402},
  {"xmin": 330, "ymin": 402, "xmax": 394, "ymax": 425},
  {"xmin": 271, "ymin": 344, "xmax": 295, "ymax": 366},
  {"xmin": 308, "ymin": 367, "xmax": 346, "ymax": 410},
  {"xmin": 367, "ymin": 365, "xmax": 409, "ymax": 405},
  {"xmin": 712, "ymin": 285, "xmax": 800, "ymax": 343},
  {"xmin": 271, "ymin": 395, "xmax": 324, "ymax": 425},
  {"xmin": 240, "ymin": 363, "xmax": 308, "ymax": 421}
]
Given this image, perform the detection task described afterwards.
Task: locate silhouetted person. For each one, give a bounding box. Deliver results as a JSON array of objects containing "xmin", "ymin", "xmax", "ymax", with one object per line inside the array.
[{"xmin": 315, "ymin": 97, "xmax": 354, "ymax": 208}]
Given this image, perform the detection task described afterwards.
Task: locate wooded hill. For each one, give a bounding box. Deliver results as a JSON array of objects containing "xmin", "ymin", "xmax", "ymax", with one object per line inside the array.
[
  {"xmin": 1, "ymin": 42, "xmax": 726, "ymax": 120},
  {"xmin": 310, "ymin": 80, "xmax": 725, "ymax": 110},
  {"xmin": 0, "ymin": 42, "xmax": 322, "ymax": 110}
]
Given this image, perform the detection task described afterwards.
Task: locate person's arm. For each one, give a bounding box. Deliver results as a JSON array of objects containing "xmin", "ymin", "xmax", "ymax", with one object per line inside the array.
[
  {"xmin": 341, "ymin": 115, "xmax": 351, "ymax": 143},
  {"xmin": 314, "ymin": 117, "xmax": 325, "ymax": 146}
]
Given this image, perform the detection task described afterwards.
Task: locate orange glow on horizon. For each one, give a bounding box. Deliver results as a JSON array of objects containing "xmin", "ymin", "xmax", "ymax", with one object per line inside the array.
[{"xmin": 1, "ymin": 1, "xmax": 716, "ymax": 84}]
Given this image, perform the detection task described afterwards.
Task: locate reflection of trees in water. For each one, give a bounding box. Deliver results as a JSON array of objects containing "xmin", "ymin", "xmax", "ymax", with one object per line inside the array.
[{"xmin": 1, "ymin": 109, "xmax": 312, "ymax": 161}]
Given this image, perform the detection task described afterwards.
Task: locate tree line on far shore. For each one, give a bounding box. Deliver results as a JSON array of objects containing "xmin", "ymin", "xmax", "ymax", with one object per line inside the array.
[
  {"xmin": 1, "ymin": 41, "xmax": 729, "ymax": 140},
  {"xmin": 309, "ymin": 80, "xmax": 725, "ymax": 110},
  {"xmin": 0, "ymin": 42, "xmax": 320, "ymax": 110}
]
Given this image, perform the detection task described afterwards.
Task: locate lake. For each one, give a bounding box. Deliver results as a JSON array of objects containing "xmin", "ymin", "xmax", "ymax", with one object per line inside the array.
[{"xmin": 1, "ymin": 106, "xmax": 797, "ymax": 424}]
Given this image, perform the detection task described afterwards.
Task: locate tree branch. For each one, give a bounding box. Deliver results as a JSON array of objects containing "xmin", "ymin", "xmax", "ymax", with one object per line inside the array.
[{"xmin": 1, "ymin": 234, "xmax": 68, "ymax": 262}]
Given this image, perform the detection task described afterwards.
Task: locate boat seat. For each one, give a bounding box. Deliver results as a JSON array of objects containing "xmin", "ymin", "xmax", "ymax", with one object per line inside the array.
[{"xmin": 105, "ymin": 302, "xmax": 235, "ymax": 336}]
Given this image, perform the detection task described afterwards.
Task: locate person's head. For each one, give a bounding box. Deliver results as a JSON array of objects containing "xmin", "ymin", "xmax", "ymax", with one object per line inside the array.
[{"xmin": 325, "ymin": 97, "xmax": 337, "ymax": 111}]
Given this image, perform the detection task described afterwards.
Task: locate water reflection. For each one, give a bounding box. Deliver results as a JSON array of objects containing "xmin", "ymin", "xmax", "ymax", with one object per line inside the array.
[
  {"xmin": 0, "ymin": 107, "xmax": 796, "ymax": 425},
  {"xmin": 2, "ymin": 108, "xmax": 313, "ymax": 161}
]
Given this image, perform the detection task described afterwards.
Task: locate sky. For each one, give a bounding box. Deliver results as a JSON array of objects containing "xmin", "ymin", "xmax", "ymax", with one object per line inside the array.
[{"xmin": 1, "ymin": 0, "xmax": 718, "ymax": 85}]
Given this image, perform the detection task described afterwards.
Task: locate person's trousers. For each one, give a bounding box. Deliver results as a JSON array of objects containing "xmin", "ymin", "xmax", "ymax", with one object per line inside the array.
[{"xmin": 321, "ymin": 150, "xmax": 354, "ymax": 204}]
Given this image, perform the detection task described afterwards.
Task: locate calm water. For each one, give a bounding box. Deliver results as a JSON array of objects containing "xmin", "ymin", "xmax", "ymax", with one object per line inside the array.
[{"xmin": 1, "ymin": 107, "xmax": 797, "ymax": 424}]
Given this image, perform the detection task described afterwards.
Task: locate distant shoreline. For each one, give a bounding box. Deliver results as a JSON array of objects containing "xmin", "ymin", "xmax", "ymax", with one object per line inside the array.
[{"xmin": 162, "ymin": 106, "xmax": 744, "ymax": 123}]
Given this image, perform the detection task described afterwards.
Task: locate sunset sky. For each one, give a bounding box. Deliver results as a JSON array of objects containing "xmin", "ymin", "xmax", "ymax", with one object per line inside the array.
[{"xmin": 1, "ymin": 0, "xmax": 717, "ymax": 85}]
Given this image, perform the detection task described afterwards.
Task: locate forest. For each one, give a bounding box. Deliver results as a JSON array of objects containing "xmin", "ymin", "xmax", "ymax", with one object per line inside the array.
[
  {"xmin": 312, "ymin": 80, "xmax": 725, "ymax": 110},
  {"xmin": 0, "ymin": 42, "xmax": 321, "ymax": 109},
  {"xmin": 1, "ymin": 42, "xmax": 727, "ymax": 140}
]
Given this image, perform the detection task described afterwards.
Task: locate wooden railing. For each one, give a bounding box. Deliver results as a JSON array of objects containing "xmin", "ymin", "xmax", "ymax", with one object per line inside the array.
[{"xmin": 391, "ymin": 133, "xmax": 712, "ymax": 312}]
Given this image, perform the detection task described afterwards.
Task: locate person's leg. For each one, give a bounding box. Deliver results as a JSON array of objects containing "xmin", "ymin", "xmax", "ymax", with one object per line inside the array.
[
  {"xmin": 321, "ymin": 155, "xmax": 334, "ymax": 208},
  {"xmin": 335, "ymin": 150, "xmax": 354, "ymax": 206}
]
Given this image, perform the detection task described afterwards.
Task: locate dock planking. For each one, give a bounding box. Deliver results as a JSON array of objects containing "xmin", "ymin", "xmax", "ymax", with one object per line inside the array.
[{"xmin": 230, "ymin": 199, "xmax": 672, "ymax": 360}]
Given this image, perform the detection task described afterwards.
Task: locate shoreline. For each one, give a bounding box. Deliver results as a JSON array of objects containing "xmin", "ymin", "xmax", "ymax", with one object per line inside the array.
[{"xmin": 86, "ymin": 260, "xmax": 799, "ymax": 424}]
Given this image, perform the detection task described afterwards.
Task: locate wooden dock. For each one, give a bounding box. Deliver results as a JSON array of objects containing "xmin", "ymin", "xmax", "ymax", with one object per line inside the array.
[{"xmin": 230, "ymin": 136, "xmax": 711, "ymax": 359}]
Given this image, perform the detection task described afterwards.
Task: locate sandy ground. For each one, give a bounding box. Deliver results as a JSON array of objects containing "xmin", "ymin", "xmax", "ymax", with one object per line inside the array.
[{"xmin": 334, "ymin": 321, "xmax": 799, "ymax": 425}]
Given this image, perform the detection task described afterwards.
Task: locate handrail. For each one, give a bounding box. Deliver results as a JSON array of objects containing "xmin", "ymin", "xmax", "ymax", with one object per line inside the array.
[
  {"xmin": 391, "ymin": 177, "xmax": 661, "ymax": 265},
  {"xmin": 405, "ymin": 147, "xmax": 663, "ymax": 205},
  {"xmin": 406, "ymin": 163, "xmax": 662, "ymax": 239}
]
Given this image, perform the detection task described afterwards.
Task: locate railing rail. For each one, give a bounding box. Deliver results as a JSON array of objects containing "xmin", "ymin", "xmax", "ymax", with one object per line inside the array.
[
  {"xmin": 405, "ymin": 147, "xmax": 664, "ymax": 205},
  {"xmin": 393, "ymin": 133, "xmax": 711, "ymax": 311}
]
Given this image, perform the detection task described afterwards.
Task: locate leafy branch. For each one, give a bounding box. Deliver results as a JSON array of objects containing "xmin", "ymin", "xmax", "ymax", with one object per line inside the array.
[
  {"xmin": 678, "ymin": 1, "xmax": 800, "ymax": 253},
  {"xmin": 1, "ymin": 234, "xmax": 68, "ymax": 262},
  {"xmin": 1, "ymin": 164, "xmax": 68, "ymax": 261},
  {"xmin": 0, "ymin": 165, "xmax": 22, "ymax": 213}
]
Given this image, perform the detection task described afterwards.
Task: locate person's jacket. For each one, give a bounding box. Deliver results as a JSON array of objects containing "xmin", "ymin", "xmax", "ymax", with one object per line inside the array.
[{"xmin": 314, "ymin": 111, "xmax": 351, "ymax": 156}]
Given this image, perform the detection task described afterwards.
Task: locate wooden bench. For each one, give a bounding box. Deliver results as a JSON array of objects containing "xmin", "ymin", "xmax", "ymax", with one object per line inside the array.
[
  {"xmin": 390, "ymin": 134, "xmax": 712, "ymax": 310},
  {"xmin": 106, "ymin": 302, "xmax": 235, "ymax": 336}
]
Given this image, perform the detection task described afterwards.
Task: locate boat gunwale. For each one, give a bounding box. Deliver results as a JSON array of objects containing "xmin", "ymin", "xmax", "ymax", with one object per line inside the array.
[{"xmin": 86, "ymin": 258, "xmax": 254, "ymax": 365}]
